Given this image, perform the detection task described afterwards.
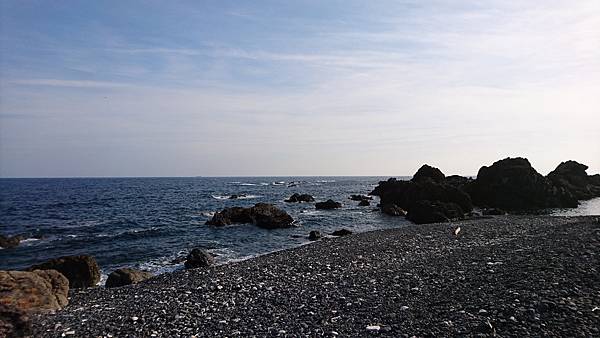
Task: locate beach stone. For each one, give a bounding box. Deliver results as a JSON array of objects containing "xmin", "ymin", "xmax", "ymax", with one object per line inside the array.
[
  {"xmin": 308, "ymin": 231, "xmax": 321, "ymax": 241},
  {"xmin": 0, "ymin": 270, "xmax": 69, "ymax": 312},
  {"xmin": 105, "ymin": 268, "xmax": 153, "ymax": 288},
  {"xmin": 0, "ymin": 235, "xmax": 22, "ymax": 249},
  {"xmin": 547, "ymin": 160, "xmax": 600, "ymax": 200},
  {"xmin": 412, "ymin": 164, "xmax": 445, "ymax": 183},
  {"xmin": 406, "ymin": 200, "xmax": 464, "ymax": 224},
  {"xmin": 249, "ymin": 203, "xmax": 294, "ymax": 229},
  {"xmin": 331, "ymin": 229, "xmax": 352, "ymax": 236},
  {"xmin": 381, "ymin": 204, "xmax": 406, "ymax": 216},
  {"xmin": 285, "ymin": 193, "xmax": 315, "ymax": 203},
  {"xmin": 315, "ymin": 200, "xmax": 342, "ymax": 210},
  {"xmin": 184, "ymin": 249, "xmax": 215, "ymax": 269},
  {"xmin": 0, "ymin": 303, "xmax": 32, "ymax": 338},
  {"xmin": 27, "ymin": 255, "xmax": 100, "ymax": 288},
  {"xmin": 358, "ymin": 200, "xmax": 370, "ymax": 206}
]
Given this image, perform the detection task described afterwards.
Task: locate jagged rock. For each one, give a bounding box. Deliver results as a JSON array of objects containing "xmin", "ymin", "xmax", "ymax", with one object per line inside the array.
[
  {"xmin": 0, "ymin": 235, "xmax": 22, "ymax": 249},
  {"xmin": 206, "ymin": 204, "xmax": 294, "ymax": 229},
  {"xmin": 0, "ymin": 270, "xmax": 69, "ymax": 313},
  {"xmin": 406, "ymin": 200, "xmax": 464, "ymax": 224},
  {"xmin": 0, "ymin": 304, "xmax": 32, "ymax": 338},
  {"xmin": 358, "ymin": 200, "xmax": 370, "ymax": 206},
  {"xmin": 105, "ymin": 268, "xmax": 153, "ymax": 288},
  {"xmin": 412, "ymin": 164, "xmax": 445, "ymax": 183},
  {"xmin": 381, "ymin": 204, "xmax": 407, "ymax": 216},
  {"xmin": 331, "ymin": 229, "xmax": 352, "ymax": 236},
  {"xmin": 184, "ymin": 249, "xmax": 215, "ymax": 269},
  {"xmin": 315, "ymin": 200, "xmax": 342, "ymax": 210},
  {"xmin": 285, "ymin": 193, "xmax": 315, "ymax": 203},
  {"xmin": 308, "ymin": 231, "xmax": 321, "ymax": 241},
  {"xmin": 27, "ymin": 255, "xmax": 100, "ymax": 288},
  {"xmin": 548, "ymin": 160, "xmax": 600, "ymax": 200},
  {"xmin": 467, "ymin": 157, "xmax": 577, "ymax": 211},
  {"xmin": 349, "ymin": 195, "xmax": 372, "ymax": 201}
]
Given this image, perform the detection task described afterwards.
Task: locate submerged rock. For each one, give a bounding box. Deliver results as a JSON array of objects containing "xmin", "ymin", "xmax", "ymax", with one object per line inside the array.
[
  {"xmin": 285, "ymin": 193, "xmax": 315, "ymax": 203},
  {"xmin": 0, "ymin": 235, "xmax": 22, "ymax": 249},
  {"xmin": 308, "ymin": 231, "xmax": 321, "ymax": 241},
  {"xmin": 206, "ymin": 204, "xmax": 294, "ymax": 229},
  {"xmin": 228, "ymin": 194, "xmax": 246, "ymax": 199},
  {"xmin": 184, "ymin": 249, "xmax": 215, "ymax": 269},
  {"xmin": 0, "ymin": 270, "xmax": 69, "ymax": 313},
  {"xmin": 547, "ymin": 160, "xmax": 600, "ymax": 201},
  {"xmin": 105, "ymin": 268, "xmax": 153, "ymax": 288},
  {"xmin": 406, "ymin": 200, "xmax": 464, "ymax": 224},
  {"xmin": 27, "ymin": 255, "xmax": 100, "ymax": 288},
  {"xmin": 331, "ymin": 229, "xmax": 352, "ymax": 236},
  {"xmin": 315, "ymin": 200, "xmax": 342, "ymax": 210}
]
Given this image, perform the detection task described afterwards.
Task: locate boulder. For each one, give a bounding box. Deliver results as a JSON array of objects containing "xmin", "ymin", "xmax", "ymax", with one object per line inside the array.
[
  {"xmin": 315, "ymin": 200, "xmax": 342, "ymax": 210},
  {"xmin": 308, "ymin": 231, "xmax": 321, "ymax": 241},
  {"xmin": 412, "ymin": 164, "xmax": 445, "ymax": 183},
  {"xmin": 349, "ymin": 195, "xmax": 372, "ymax": 201},
  {"xmin": 285, "ymin": 193, "xmax": 315, "ymax": 203},
  {"xmin": 467, "ymin": 157, "xmax": 577, "ymax": 211},
  {"xmin": 358, "ymin": 200, "xmax": 370, "ymax": 206},
  {"xmin": 205, "ymin": 207, "xmax": 252, "ymax": 226},
  {"xmin": 381, "ymin": 204, "xmax": 407, "ymax": 216},
  {"xmin": 481, "ymin": 208, "xmax": 506, "ymax": 216},
  {"xmin": 547, "ymin": 160, "xmax": 600, "ymax": 201},
  {"xmin": 249, "ymin": 203, "xmax": 295, "ymax": 229},
  {"xmin": 444, "ymin": 175, "xmax": 473, "ymax": 189},
  {"xmin": 406, "ymin": 200, "xmax": 464, "ymax": 224},
  {"xmin": 331, "ymin": 229, "xmax": 352, "ymax": 236},
  {"xmin": 0, "ymin": 270, "xmax": 69, "ymax": 313},
  {"xmin": 105, "ymin": 268, "xmax": 153, "ymax": 288},
  {"xmin": 27, "ymin": 255, "xmax": 100, "ymax": 288},
  {"xmin": 184, "ymin": 249, "xmax": 215, "ymax": 269},
  {"xmin": 0, "ymin": 304, "xmax": 32, "ymax": 338},
  {"xmin": 0, "ymin": 235, "xmax": 22, "ymax": 249}
]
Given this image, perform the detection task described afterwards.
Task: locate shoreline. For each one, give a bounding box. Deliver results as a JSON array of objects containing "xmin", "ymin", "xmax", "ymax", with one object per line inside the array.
[{"xmin": 32, "ymin": 215, "xmax": 600, "ymax": 337}]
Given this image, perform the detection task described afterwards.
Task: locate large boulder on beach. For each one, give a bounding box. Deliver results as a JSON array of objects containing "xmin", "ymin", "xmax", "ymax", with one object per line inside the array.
[
  {"xmin": 412, "ymin": 164, "xmax": 445, "ymax": 183},
  {"xmin": 249, "ymin": 203, "xmax": 295, "ymax": 229},
  {"xmin": 285, "ymin": 193, "xmax": 315, "ymax": 203},
  {"xmin": 406, "ymin": 200, "xmax": 464, "ymax": 224},
  {"xmin": 0, "ymin": 235, "xmax": 22, "ymax": 249},
  {"xmin": 105, "ymin": 268, "xmax": 153, "ymax": 288},
  {"xmin": 184, "ymin": 249, "xmax": 215, "ymax": 269},
  {"xmin": 467, "ymin": 157, "xmax": 577, "ymax": 211},
  {"xmin": 0, "ymin": 304, "xmax": 32, "ymax": 338},
  {"xmin": 547, "ymin": 160, "xmax": 600, "ymax": 200},
  {"xmin": 0, "ymin": 270, "xmax": 69, "ymax": 313},
  {"xmin": 27, "ymin": 255, "xmax": 100, "ymax": 288},
  {"xmin": 315, "ymin": 199, "xmax": 342, "ymax": 210}
]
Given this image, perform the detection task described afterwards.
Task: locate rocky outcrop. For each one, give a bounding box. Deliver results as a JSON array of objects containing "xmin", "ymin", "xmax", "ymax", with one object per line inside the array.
[
  {"xmin": 285, "ymin": 193, "xmax": 315, "ymax": 203},
  {"xmin": 411, "ymin": 164, "xmax": 445, "ymax": 183},
  {"xmin": 308, "ymin": 231, "xmax": 321, "ymax": 241},
  {"xmin": 206, "ymin": 204, "xmax": 294, "ymax": 229},
  {"xmin": 105, "ymin": 268, "xmax": 153, "ymax": 288},
  {"xmin": 0, "ymin": 304, "xmax": 32, "ymax": 338},
  {"xmin": 381, "ymin": 204, "xmax": 407, "ymax": 216},
  {"xmin": 444, "ymin": 175, "xmax": 473, "ymax": 189},
  {"xmin": 0, "ymin": 235, "xmax": 22, "ymax": 249},
  {"xmin": 331, "ymin": 229, "xmax": 352, "ymax": 236},
  {"xmin": 547, "ymin": 160, "xmax": 600, "ymax": 201},
  {"xmin": 184, "ymin": 249, "xmax": 215, "ymax": 269},
  {"xmin": 358, "ymin": 200, "xmax": 370, "ymax": 206},
  {"xmin": 467, "ymin": 157, "xmax": 577, "ymax": 211},
  {"xmin": 406, "ymin": 200, "xmax": 464, "ymax": 224},
  {"xmin": 315, "ymin": 200, "xmax": 342, "ymax": 210},
  {"xmin": 0, "ymin": 270, "xmax": 69, "ymax": 313},
  {"xmin": 27, "ymin": 255, "xmax": 100, "ymax": 288}
]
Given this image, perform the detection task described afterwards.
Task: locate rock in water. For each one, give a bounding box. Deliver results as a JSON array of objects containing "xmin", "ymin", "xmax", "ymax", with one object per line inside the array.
[
  {"xmin": 205, "ymin": 207, "xmax": 252, "ymax": 226},
  {"xmin": 184, "ymin": 249, "xmax": 215, "ymax": 269},
  {"xmin": 331, "ymin": 229, "xmax": 352, "ymax": 236},
  {"xmin": 308, "ymin": 231, "xmax": 321, "ymax": 241},
  {"xmin": 349, "ymin": 195, "xmax": 372, "ymax": 201},
  {"xmin": 358, "ymin": 200, "xmax": 370, "ymax": 206},
  {"xmin": 249, "ymin": 203, "xmax": 294, "ymax": 229},
  {"xmin": 0, "ymin": 235, "xmax": 22, "ymax": 249},
  {"xmin": 27, "ymin": 255, "xmax": 100, "ymax": 288},
  {"xmin": 0, "ymin": 270, "xmax": 69, "ymax": 312},
  {"xmin": 0, "ymin": 304, "xmax": 32, "ymax": 338},
  {"xmin": 411, "ymin": 164, "xmax": 446, "ymax": 183},
  {"xmin": 105, "ymin": 268, "xmax": 153, "ymax": 288},
  {"xmin": 467, "ymin": 157, "xmax": 577, "ymax": 211},
  {"xmin": 285, "ymin": 193, "xmax": 315, "ymax": 203},
  {"xmin": 315, "ymin": 200, "xmax": 342, "ymax": 210},
  {"xmin": 381, "ymin": 204, "xmax": 406, "ymax": 216},
  {"xmin": 406, "ymin": 200, "xmax": 464, "ymax": 224},
  {"xmin": 547, "ymin": 160, "xmax": 600, "ymax": 201}
]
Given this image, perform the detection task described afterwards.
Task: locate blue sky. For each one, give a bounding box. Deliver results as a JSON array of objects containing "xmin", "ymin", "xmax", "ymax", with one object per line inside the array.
[{"xmin": 1, "ymin": 0, "xmax": 599, "ymax": 177}]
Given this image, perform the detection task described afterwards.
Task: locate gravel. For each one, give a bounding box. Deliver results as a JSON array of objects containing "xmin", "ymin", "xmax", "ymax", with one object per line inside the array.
[{"xmin": 32, "ymin": 215, "xmax": 600, "ymax": 337}]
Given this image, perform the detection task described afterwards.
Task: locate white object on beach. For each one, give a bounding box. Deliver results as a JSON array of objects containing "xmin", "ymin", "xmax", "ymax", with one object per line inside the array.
[
  {"xmin": 131, "ymin": 316, "xmax": 139, "ymax": 321},
  {"xmin": 454, "ymin": 227, "xmax": 461, "ymax": 236},
  {"xmin": 366, "ymin": 325, "xmax": 381, "ymax": 331}
]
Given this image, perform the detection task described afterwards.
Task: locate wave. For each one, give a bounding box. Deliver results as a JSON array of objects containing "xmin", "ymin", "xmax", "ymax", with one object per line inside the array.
[{"xmin": 211, "ymin": 194, "xmax": 261, "ymax": 200}]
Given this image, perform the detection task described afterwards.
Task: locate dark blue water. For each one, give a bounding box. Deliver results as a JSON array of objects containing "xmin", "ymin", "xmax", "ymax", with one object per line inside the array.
[{"xmin": 0, "ymin": 177, "xmax": 410, "ymax": 282}]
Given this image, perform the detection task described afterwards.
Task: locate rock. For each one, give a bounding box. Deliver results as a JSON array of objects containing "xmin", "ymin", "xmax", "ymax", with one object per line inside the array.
[
  {"xmin": 206, "ymin": 207, "xmax": 252, "ymax": 226},
  {"xmin": 27, "ymin": 255, "xmax": 100, "ymax": 288},
  {"xmin": 381, "ymin": 204, "xmax": 406, "ymax": 216},
  {"xmin": 331, "ymin": 229, "xmax": 352, "ymax": 236},
  {"xmin": 444, "ymin": 175, "xmax": 473, "ymax": 189},
  {"xmin": 315, "ymin": 200, "xmax": 342, "ymax": 210},
  {"xmin": 481, "ymin": 208, "xmax": 506, "ymax": 216},
  {"xmin": 206, "ymin": 204, "xmax": 294, "ymax": 229},
  {"xmin": 547, "ymin": 160, "xmax": 600, "ymax": 200},
  {"xmin": 308, "ymin": 231, "xmax": 321, "ymax": 241},
  {"xmin": 467, "ymin": 157, "xmax": 577, "ymax": 211},
  {"xmin": 349, "ymin": 195, "xmax": 372, "ymax": 201},
  {"xmin": 0, "ymin": 270, "xmax": 69, "ymax": 313},
  {"xmin": 0, "ymin": 304, "xmax": 32, "ymax": 338},
  {"xmin": 406, "ymin": 200, "xmax": 464, "ymax": 224},
  {"xmin": 0, "ymin": 235, "xmax": 22, "ymax": 249},
  {"xmin": 105, "ymin": 268, "xmax": 153, "ymax": 288},
  {"xmin": 285, "ymin": 193, "xmax": 315, "ymax": 203},
  {"xmin": 184, "ymin": 249, "xmax": 215, "ymax": 269},
  {"xmin": 228, "ymin": 194, "xmax": 246, "ymax": 199},
  {"xmin": 412, "ymin": 164, "xmax": 445, "ymax": 183},
  {"xmin": 358, "ymin": 200, "xmax": 370, "ymax": 206}
]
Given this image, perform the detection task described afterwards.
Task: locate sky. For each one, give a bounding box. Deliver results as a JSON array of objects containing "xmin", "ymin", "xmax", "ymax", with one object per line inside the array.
[{"xmin": 0, "ymin": 0, "xmax": 599, "ymax": 177}]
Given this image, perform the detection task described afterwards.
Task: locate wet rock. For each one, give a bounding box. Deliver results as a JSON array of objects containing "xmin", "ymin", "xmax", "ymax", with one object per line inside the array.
[
  {"xmin": 349, "ymin": 195, "xmax": 372, "ymax": 201},
  {"xmin": 184, "ymin": 249, "xmax": 215, "ymax": 269},
  {"xmin": 331, "ymin": 229, "xmax": 352, "ymax": 236},
  {"xmin": 285, "ymin": 193, "xmax": 315, "ymax": 203},
  {"xmin": 228, "ymin": 194, "xmax": 246, "ymax": 199},
  {"xmin": 27, "ymin": 255, "xmax": 100, "ymax": 288},
  {"xmin": 206, "ymin": 204, "xmax": 294, "ymax": 229},
  {"xmin": 206, "ymin": 207, "xmax": 252, "ymax": 226},
  {"xmin": 358, "ymin": 200, "xmax": 370, "ymax": 206},
  {"xmin": 547, "ymin": 160, "xmax": 600, "ymax": 200},
  {"xmin": 0, "ymin": 235, "xmax": 22, "ymax": 249},
  {"xmin": 0, "ymin": 304, "xmax": 32, "ymax": 338},
  {"xmin": 308, "ymin": 231, "xmax": 321, "ymax": 241},
  {"xmin": 105, "ymin": 268, "xmax": 153, "ymax": 288},
  {"xmin": 412, "ymin": 164, "xmax": 445, "ymax": 183},
  {"xmin": 406, "ymin": 200, "xmax": 464, "ymax": 224},
  {"xmin": 381, "ymin": 204, "xmax": 406, "ymax": 216},
  {"xmin": 0, "ymin": 270, "xmax": 69, "ymax": 312},
  {"xmin": 315, "ymin": 200, "xmax": 342, "ymax": 210}
]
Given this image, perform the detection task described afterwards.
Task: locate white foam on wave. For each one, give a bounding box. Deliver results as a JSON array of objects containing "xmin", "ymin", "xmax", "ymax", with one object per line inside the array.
[
  {"xmin": 211, "ymin": 194, "xmax": 261, "ymax": 200},
  {"xmin": 200, "ymin": 211, "xmax": 215, "ymax": 217}
]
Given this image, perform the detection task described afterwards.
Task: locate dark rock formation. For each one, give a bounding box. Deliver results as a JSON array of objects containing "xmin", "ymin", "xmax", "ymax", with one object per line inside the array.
[
  {"xmin": 444, "ymin": 175, "xmax": 473, "ymax": 189},
  {"xmin": 184, "ymin": 249, "xmax": 215, "ymax": 269},
  {"xmin": 0, "ymin": 235, "xmax": 22, "ymax": 249},
  {"xmin": 308, "ymin": 231, "xmax": 321, "ymax": 241},
  {"xmin": 206, "ymin": 204, "xmax": 294, "ymax": 229},
  {"xmin": 0, "ymin": 270, "xmax": 69, "ymax": 313},
  {"xmin": 0, "ymin": 304, "xmax": 32, "ymax": 338},
  {"xmin": 315, "ymin": 200, "xmax": 342, "ymax": 210},
  {"xmin": 349, "ymin": 195, "xmax": 372, "ymax": 201},
  {"xmin": 105, "ymin": 268, "xmax": 153, "ymax": 288},
  {"xmin": 467, "ymin": 157, "xmax": 577, "ymax": 211},
  {"xmin": 481, "ymin": 208, "xmax": 506, "ymax": 216},
  {"xmin": 27, "ymin": 255, "xmax": 100, "ymax": 288},
  {"xmin": 331, "ymin": 229, "xmax": 352, "ymax": 236},
  {"xmin": 412, "ymin": 164, "xmax": 445, "ymax": 183},
  {"xmin": 358, "ymin": 200, "xmax": 370, "ymax": 206},
  {"xmin": 547, "ymin": 160, "xmax": 600, "ymax": 200},
  {"xmin": 206, "ymin": 207, "xmax": 252, "ymax": 226},
  {"xmin": 228, "ymin": 194, "xmax": 246, "ymax": 199},
  {"xmin": 285, "ymin": 193, "xmax": 315, "ymax": 203},
  {"xmin": 406, "ymin": 200, "xmax": 464, "ymax": 224},
  {"xmin": 381, "ymin": 204, "xmax": 407, "ymax": 216}
]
